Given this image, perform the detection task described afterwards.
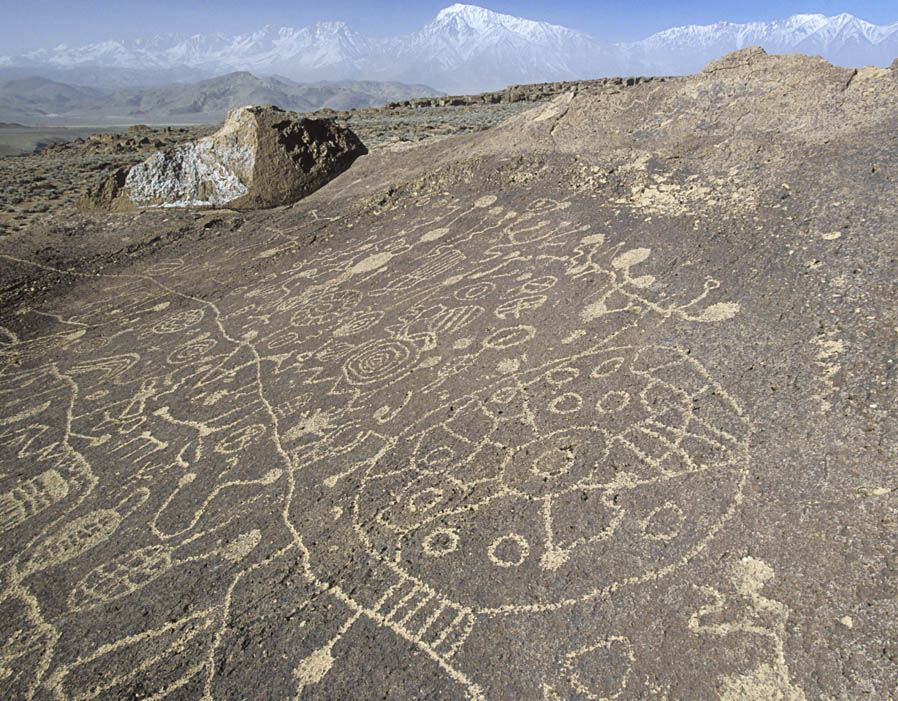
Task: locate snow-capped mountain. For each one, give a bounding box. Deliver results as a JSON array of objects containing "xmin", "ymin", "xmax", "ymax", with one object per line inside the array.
[
  {"xmin": 621, "ymin": 13, "xmax": 898, "ymax": 75},
  {"xmin": 381, "ymin": 4, "xmax": 618, "ymax": 91},
  {"xmin": 5, "ymin": 23, "xmax": 374, "ymax": 79},
  {"xmin": 2, "ymin": 5, "xmax": 896, "ymax": 93}
]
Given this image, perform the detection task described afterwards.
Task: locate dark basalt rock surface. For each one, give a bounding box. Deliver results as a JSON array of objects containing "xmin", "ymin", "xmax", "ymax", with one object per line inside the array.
[{"xmin": 0, "ymin": 48, "xmax": 896, "ymax": 699}]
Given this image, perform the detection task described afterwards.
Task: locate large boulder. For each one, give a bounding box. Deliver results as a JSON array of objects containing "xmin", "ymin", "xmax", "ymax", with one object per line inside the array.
[{"xmin": 81, "ymin": 105, "xmax": 366, "ymax": 210}]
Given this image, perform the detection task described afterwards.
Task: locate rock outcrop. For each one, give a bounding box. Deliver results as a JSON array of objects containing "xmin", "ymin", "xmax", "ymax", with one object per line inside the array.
[
  {"xmin": 383, "ymin": 75, "xmax": 666, "ymax": 109},
  {"xmin": 5, "ymin": 49, "xmax": 898, "ymax": 701},
  {"xmin": 81, "ymin": 105, "xmax": 366, "ymax": 210}
]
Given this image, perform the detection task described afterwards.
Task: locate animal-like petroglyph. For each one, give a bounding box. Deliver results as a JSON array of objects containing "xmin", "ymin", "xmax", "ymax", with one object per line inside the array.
[{"xmin": 689, "ymin": 558, "xmax": 807, "ymax": 700}]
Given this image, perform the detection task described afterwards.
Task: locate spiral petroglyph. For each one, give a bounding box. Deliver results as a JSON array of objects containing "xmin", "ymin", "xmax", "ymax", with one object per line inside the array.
[{"xmin": 342, "ymin": 339, "xmax": 416, "ymax": 386}]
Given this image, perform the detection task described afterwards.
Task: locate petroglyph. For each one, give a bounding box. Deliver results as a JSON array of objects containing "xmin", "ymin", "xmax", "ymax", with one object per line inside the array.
[
  {"xmin": 811, "ymin": 334, "xmax": 844, "ymax": 413},
  {"xmin": 3, "ymin": 47, "xmax": 897, "ymax": 697},
  {"xmin": 0, "ymin": 188, "xmax": 778, "ymax": 697},
  {"xmin": 121, "ymin": 189, "xmax": 749, "ymax": 694},
  {"xmin": 544, "ymin": 636, "xmax": 635, "ymax": 699},
  {"xmin": 0, "ymin": 469, "xmax": 68, "ymax": 533},
  {"xmin": 689, "ymin": 557, "xmax": 807, "ymax": 700}
]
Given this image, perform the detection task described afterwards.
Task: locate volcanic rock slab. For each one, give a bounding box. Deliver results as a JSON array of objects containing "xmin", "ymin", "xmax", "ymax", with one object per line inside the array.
[
  {"xmin": 1, "ymin": 49, "xmax": 897, "ymax": 699},
  {"xmin": 80, "ymin": 105, "xmax": 366, "ymax": 210}
]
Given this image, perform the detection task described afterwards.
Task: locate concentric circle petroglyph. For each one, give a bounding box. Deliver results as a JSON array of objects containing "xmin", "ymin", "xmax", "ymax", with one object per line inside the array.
[
  {"xmin": 454, "ymin": 282, "xmax": 495, "ymax": 301},
  {"xmin": 166, "ymin": 336, "xmax": 217, "ymax": 364},
  {"xmin": 423, "ymin": 527, "xmax": 460, "ymax": 558},
  {"xmin": 342, "ymin": 338, "xmax": 416, "ymax": 386}
]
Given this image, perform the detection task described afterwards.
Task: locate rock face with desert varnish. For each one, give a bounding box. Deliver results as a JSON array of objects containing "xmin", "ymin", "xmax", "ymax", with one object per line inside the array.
[{"xmin": 0, "ymin": 48, "xmax": 897, "ymax": 699}]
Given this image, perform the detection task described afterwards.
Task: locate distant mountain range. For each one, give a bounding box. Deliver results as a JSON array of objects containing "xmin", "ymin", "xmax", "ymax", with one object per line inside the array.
[
  {"xmin": 0, "ymin": 73, "xmax": 441, "ymax": 125},
  {"xmin": 2, "ymin": 4, "xmax": 896, "ymax": 95}
]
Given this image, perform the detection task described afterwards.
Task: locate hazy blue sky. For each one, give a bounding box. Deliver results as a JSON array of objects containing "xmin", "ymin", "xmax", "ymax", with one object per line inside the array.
[{"xmin": 1, "ymin": 1, "xmax": 896, "ymax": 53}]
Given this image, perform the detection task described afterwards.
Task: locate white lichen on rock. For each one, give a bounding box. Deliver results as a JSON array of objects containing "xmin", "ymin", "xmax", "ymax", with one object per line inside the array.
[{"xmin": 125, "ymin": 107, "xmax": 256, "ymax": 207}]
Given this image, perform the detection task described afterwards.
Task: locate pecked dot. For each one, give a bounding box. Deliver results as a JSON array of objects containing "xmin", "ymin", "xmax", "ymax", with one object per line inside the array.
[
  {"xmin": 497, "ymin": 358, "xmax": 521, "ymax": 374},
  {"xmin": 611, "ymin": 248, "xmax": 651, "ymax": 269}
]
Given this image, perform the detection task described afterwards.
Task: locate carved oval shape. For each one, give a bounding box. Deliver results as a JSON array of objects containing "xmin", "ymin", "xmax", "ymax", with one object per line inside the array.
[
  {"xmin": 68, "ymin": 545, "xmax": 173, "ymax": 610},
  {"xmin": 24, "ymin": 509, "xmax": 121, "ymax": 575}
]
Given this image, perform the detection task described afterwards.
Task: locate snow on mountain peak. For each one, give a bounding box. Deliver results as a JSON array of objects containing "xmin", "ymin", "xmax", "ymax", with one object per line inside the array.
[
  {"xmin": 3, "ymin": 7, "xmax": 897, "ymax": 94},
  {"xmin": 435, "ymin": 4, "xmax": 498, "ymax": 24},
  {"xmin": 314, "ymin": 21, "xmax": 353, "ymax": 33},
  {"xmin": 430, "ymin": 3, "xmax": 578, "ymax": 40}
]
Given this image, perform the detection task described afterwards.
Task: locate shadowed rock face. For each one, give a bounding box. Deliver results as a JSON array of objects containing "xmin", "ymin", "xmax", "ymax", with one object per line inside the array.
[
  {"xmin": 81, "ymin": 105, "xmax": 366, "ymax": 210},
  {"xmin": 1, "ymin": 48, "xmax": 897, "ymax": 699}
]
